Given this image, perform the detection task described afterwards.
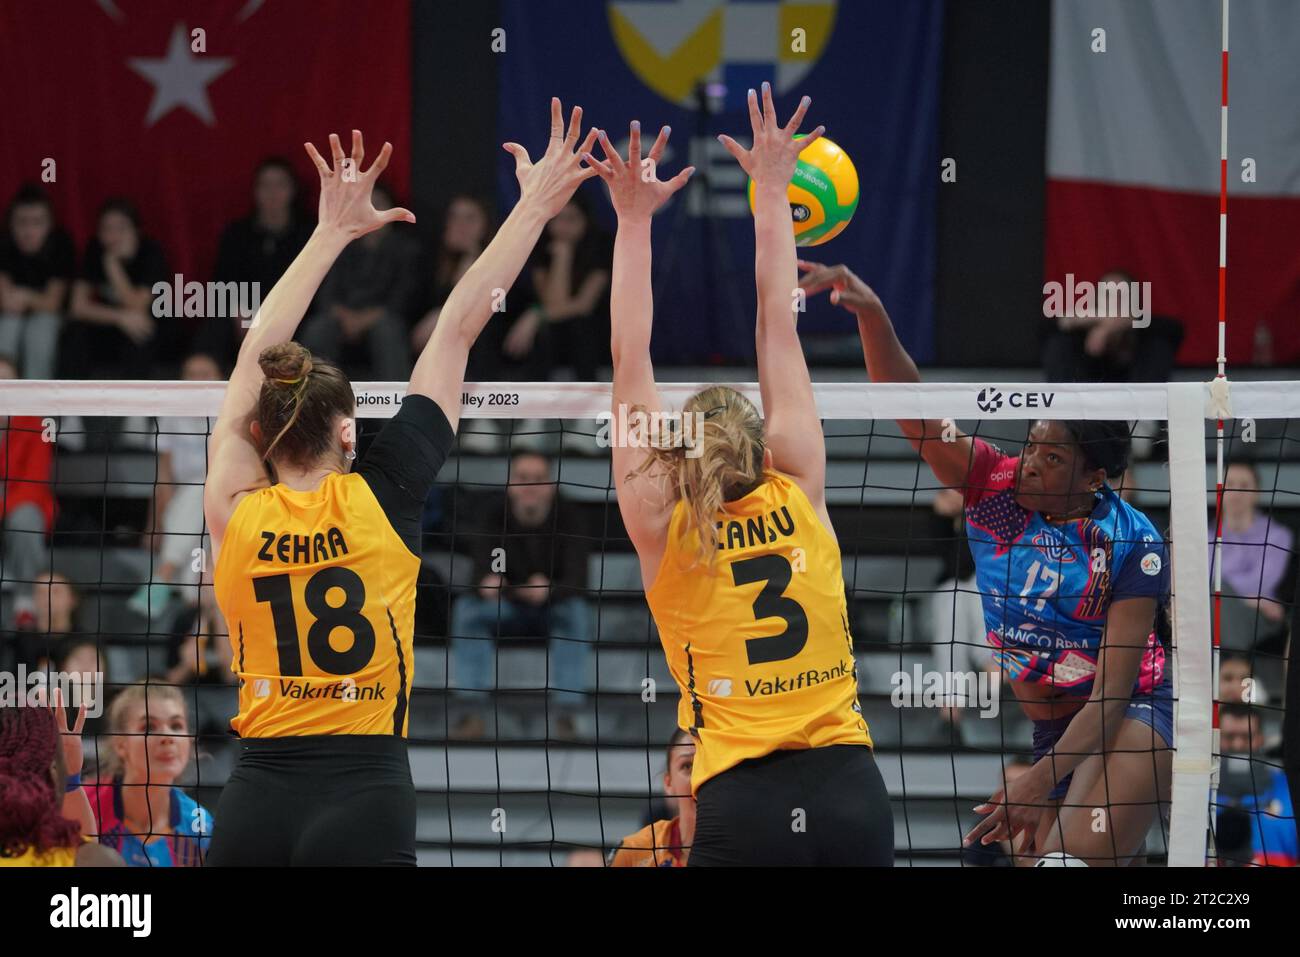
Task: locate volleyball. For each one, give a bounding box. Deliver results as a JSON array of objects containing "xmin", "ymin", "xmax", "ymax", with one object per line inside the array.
[{"xmin": 748, "ymin": 134, "xmax": 860, "ymax": 246}]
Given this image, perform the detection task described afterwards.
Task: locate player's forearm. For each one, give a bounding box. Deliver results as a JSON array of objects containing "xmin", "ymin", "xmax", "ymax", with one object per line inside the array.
[
  {"xmin": 63, "ymin": 787, "xmax": 97, "ymax": 838},
  {"xmin": 752, "ymin": 182, "xmax": 798, "ymax": 328},
  {"xmin": 1037, "ymin": 696, "xmax": 1131, "ymax": 784},
  {"xmin": 610, "ymin": 218, "xmax": 653, "ymax": 368},
  {"xmin": 424, "ymin": 198, "xmax": 549, "ymax": 358},
  {"xmin": 240, "ymin": 225, "xmax": 350, "ymax": 360},
  {"xmin": 856, "ymin": 303, "xmax": 921, "ymax": 385}
]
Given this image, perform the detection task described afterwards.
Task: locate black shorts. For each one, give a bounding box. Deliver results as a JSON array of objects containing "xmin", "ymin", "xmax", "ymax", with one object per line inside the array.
[
  {"xmin": 206, "ymin": 735, "xmax": 416, "ymax": 867},
  {"xmin": 689, "ymin": 745, "xmax": 894, "ymax": 866}
]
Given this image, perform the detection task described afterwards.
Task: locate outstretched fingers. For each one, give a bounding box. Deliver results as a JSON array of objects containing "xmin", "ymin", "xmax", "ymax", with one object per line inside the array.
[
  {"xmin": 365, "ymin": 141, "xmax": 394, "ymax": 180},
  {"xmin": 597, "ymin": 129, "xmax": 627, "ymax": 173},
  {"xmin": 350, "ymin": 129, "xmax": 365, "ymax": 171},
  {"xmin": 628, "ymin": 120, "xmax": 642, "ymax": 169},
  {"xmin": 329, "ymin": 132, "xmax": 346, "ymax": 168},
  {"xmin": 717, "ymin": 133, "xmax": 749, "ymax": 167},
  {"xmin": 565, "ymin": 105, "xmax": 584, "ymax": 148},
  {"xmin": 665, "ymin": 165, "xmax": 696, "ymax": 194},
  {"xmin": 647, "ymin": 125, "xmax": 671, "ymax": 164},
  {"xmin": 304, "ymin": 141, "xmax": 331, "ymax": 178},
  {"xmin": 798, "ymin": 124, "xmax": 826, "ymax": 151},
  {"xmin": 785, "ymin": 95, "xmax": 812, "ymax": 134},
  {"xmin": 796, "ymin": 261, "xmax": 844, "ymax": 295},
  {"xmin": 549, "ymin": 96, "xmax": 564, "ymax": 141},
  {"xmin": 746, "ymin": 86, "xmax": 763, "ymax": 135},
  {"xmin": 503, "ymin": 142, "xmax": 532, "ymax": 171},
  {"xmin": 760, "ymin": 81, "xmax": 778, "ymax": 128},
  {"xmin": 583, "ymin": 150, "xmax": 615, "ymax": 180}
]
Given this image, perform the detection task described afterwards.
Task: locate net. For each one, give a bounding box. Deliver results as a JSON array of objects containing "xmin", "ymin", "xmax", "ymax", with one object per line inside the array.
[{"xmin": 2, "ymin": 377, "xmax": 1296, "ymax": 866}]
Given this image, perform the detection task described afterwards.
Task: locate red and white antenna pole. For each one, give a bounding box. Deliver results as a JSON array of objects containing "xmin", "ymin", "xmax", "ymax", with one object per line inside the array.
[{"xmin": 1207, "ymin": 0, "xmax": 1230, "ymax": 865}]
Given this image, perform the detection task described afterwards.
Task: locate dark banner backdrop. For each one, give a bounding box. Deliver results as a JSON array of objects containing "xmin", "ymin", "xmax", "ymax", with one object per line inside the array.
[{"xmin": 494, "ymin": 0, "xmax": 944, "ymax": 366}]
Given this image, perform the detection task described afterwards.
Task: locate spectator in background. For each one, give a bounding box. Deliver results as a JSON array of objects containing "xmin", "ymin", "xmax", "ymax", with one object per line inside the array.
[
  {"xmin": 165, "ymin": 584, "xmax": 238, "ymax": 781},
  {"xmin": 609, "ymin": 729, "xmax": 695, "ymax": 867},
  {"xmin": 1041, "ymin": 268, "xmax": 1184, "ymax": 384},
  {"xmin": 411, "ymin": 195, "xmax": 493, "ymax": 356},
  {"xmin": 87, "ymin": 683, "xmax": 212, "ymax": 867},
  {"xmin": 67, "ymin": 198, "xmax": 170, "ymax": 380},
  {"xmin": 0, "ymin": 352, "xmax": 55, "ymax": 634},
  {"xmin": 196, "ymin": 158, "xmax": 314, "ymax": 368},
  {"xmin": 502, "ymin": 192, "xmax": 611, "ymax": 381},
  {"xmin": 1219, "ymin": 651, "xmax": 1270, "ymax": 706},
  {"xmin": 52, "ymin": 638, "xmax": 110, "ymax": 766},
  {"xmin": 1217, "ymin": 704, "xmax": 1296, "ymax": 866},
  {"xmin": 412, "ymin": 196, "xmax": 506, "ymax": 453},
  {"xmin": 14, "ymin": 574, "xmax": 89, "ymax": 690},
  {"xmin": 1042, "ymin": 271, "xmax": 1182, "ymax": 459},
  {"xmin": 449, "ymin": 451, "xmax": 593, "ymax": 740},
  {"xmin": 1213, "ymin": 460, "xmax": 1295, "ymax": 650},
  {"xmin": 128, "ymin": 352, "xmax": 221, "ymax": 619},
  {"xmin": 299, "ymin": 182, "xmax": 419, "ymax": 380},
  {"xmin": 0, "ymin": 185, "xmax": 74, "ymax": 379}
]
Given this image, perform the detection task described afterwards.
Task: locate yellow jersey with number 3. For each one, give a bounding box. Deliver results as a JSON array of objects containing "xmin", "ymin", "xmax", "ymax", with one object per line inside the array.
[
  {"xmin": 214, "ymin": 471, "xmax": 419, "ymax": 738},
  {"xmin": 645, "ymin": 469, "xmax": 871, "ymax": 793}
]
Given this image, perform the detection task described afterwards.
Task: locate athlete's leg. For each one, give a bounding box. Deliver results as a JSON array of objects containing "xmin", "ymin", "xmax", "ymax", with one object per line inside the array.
[
  {"xmin": 689, "ymin": 754, "xmax": 813, "ymax": 866},
  {"xmin": 807, "ymin": 746, "xmax": 894, "ymax": 866},
  {"xmin": 291, "ymin": 779, "xmax": 417, "ymax": 866},
  {"xmin": 206, "ymin": 760, "xmax": 297, "ymax": 866},
  {"xmin": 1034, "ymin": 716, "xmax": 1171, "ymax": 866}
]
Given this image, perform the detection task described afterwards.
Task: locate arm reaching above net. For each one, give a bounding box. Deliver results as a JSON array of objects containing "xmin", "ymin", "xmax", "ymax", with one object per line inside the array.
[
  {"xmin": 719, "ymin": 83, "xmax": 831, "ymax": 521},
  {"xmin": 204, "ymin": 131, "xmax": 414, "ymax": 543},
  {"xmin": 586, "ymin": 120, "xmax": 693, "ymax": 585},
  {"xmin": 798, "ymin": 260, "xmax": 974, "ymax": 490}
]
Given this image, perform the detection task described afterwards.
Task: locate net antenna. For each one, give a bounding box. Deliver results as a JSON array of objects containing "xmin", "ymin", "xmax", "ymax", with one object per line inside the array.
[{"xmin": 1203, "ymin": 0, "xmax": 1231, "ymax": 866}]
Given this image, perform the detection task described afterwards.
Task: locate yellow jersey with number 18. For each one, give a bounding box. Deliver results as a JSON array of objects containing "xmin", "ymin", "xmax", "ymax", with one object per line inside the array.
[
  {"xmin": 213, "ymin": 471, "xmax": 419, "ymax": 738},
  {"xmin": 645, "ymin": 469, "xmax": 871, "ymax": 794}
]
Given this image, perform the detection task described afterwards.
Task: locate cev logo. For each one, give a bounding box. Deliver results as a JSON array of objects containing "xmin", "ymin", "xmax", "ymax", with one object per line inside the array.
[
  {"xmin": 976, "ymin": 388, "xmax": 1004, "ymax": 413},
  {"xmin": 608, "ymin": 0, "xmax": 838, "ymax": 106}
]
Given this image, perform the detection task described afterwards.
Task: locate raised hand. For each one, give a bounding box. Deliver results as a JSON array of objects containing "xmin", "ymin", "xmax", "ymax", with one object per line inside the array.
[
  {"xmin": 304, "ymin": 130, "xmax": 415, "ymax": 240},
  {"xmin": 584, "ymin": 121, "xmax": 694, "ymax": 223},
  {"xmin": 503, "ymin": 98, "xmax": 600, "ymax": 219},
  {"xmin": 797, "ymin": 260, "xmax": 885, "ymax": 316},
  {"xmin": 718, "ymin": 82, "xmax": 823, "ymax": 189}
]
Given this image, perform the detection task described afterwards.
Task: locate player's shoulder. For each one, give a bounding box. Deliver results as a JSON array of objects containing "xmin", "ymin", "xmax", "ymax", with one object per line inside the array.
[
  {"xmin": 609, "ymin": 819, "xmax": 677, "ymax": 867},
  {"xmin": 1109, "ymin": 492, "xmax": 1165, "ymax": 545}
]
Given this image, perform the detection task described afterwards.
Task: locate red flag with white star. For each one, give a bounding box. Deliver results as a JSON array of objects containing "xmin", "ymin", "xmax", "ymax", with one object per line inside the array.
[{"xmin": 0, "ymin": 0, "xmax": 411, "ymax": 279}]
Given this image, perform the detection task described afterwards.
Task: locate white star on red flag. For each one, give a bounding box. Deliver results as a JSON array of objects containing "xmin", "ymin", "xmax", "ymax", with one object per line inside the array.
[{"xmin": 128, "ymin": 23, "xmax": 234, "ymax": 126}]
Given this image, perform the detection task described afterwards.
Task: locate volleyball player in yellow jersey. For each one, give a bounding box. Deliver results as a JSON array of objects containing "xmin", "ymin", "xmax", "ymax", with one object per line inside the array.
[
  {"xmin": 584, "ymin": 84, "xmax": 892, "ymax": 865},
  {"xmin": 203, "ymin": 104, "xmax": 600, "ymax": 866}
]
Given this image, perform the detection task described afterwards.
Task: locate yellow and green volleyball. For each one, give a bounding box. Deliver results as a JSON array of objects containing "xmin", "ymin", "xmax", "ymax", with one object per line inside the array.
[{"xmin": 748, "ymin": 135, "xmax": 859, "ymax": 246}]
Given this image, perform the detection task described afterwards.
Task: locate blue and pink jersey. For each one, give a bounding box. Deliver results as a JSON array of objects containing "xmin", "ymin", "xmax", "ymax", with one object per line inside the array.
[
  {"xmin": 87, "ymin": 778, "xmax": 211, "ymax": 867},
  {"xmin": 963, "ymin": 439, "xmax": 1170, "ymax": 697}
]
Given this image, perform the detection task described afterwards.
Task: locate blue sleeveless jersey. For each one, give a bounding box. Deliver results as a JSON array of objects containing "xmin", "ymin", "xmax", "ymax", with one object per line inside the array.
[{"xmin": 963, "ymin": 439, "xmax": 1170, "ymax": 697}]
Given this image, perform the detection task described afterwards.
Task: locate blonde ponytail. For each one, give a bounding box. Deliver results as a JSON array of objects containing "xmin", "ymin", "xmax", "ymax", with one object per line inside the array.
[{"xmin": 627, "ymin": 386, "xmax": 766, "ymax": 567}]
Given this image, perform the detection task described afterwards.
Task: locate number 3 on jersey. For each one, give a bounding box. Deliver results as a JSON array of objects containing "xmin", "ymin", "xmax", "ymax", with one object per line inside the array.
[
  {"xmin": 731, "ymin": 554, "xmax": 809, "ymax": 665},
  {"xmin": 252, "ymin": 568, "xmax": 376, "ymax": 676}
]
